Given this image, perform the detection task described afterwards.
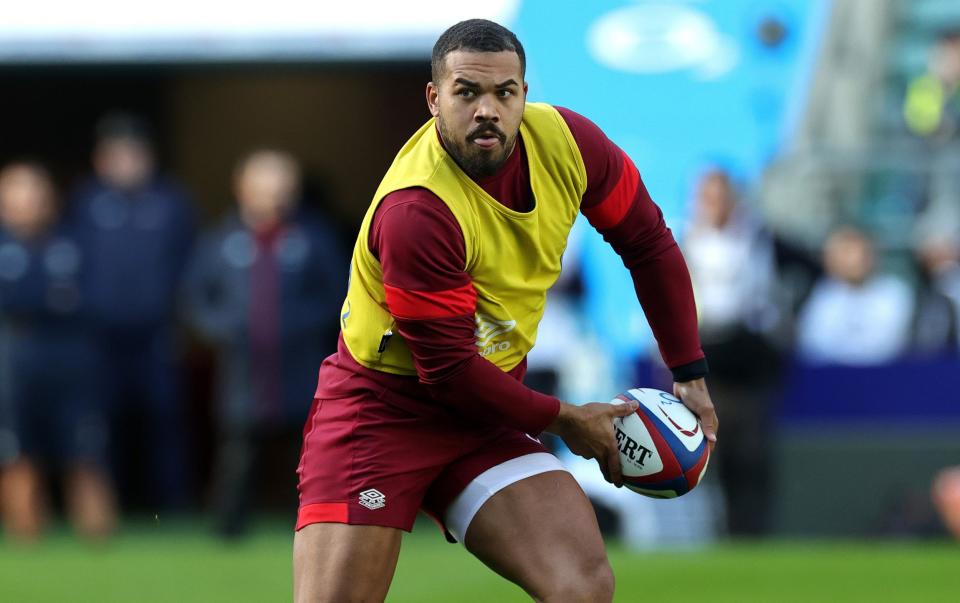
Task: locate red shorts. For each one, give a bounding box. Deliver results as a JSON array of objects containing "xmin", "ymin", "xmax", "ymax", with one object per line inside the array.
[{"xmin": 296, "ymin": 392, "xmax": 548, "ymax": 536}]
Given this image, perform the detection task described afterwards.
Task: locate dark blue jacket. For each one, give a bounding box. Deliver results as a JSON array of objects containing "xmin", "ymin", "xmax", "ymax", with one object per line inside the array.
[
  {"xmin": 184, "ymin": 209, "xmax": 347, "ymax": 428},
  {"xmin": 0, "ymin": 225, "xmax": 101, "ymax": 417},
  {"xmin": 69, "ymin": 176, "xmax": 196, "ymax": 332},
  {"xmin": 0, "ymin": 224, "xmax": 90, "ymax": 335}
]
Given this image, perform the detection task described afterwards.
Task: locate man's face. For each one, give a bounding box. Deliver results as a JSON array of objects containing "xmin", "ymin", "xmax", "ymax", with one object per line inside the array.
[
  {"xmin": 0, "ymin": 165, "xmax": 56, "ymax": 239},
  {"xmin": 697, "ymin": 173, "xmax": 736, "ymax": 228},
  {"xmin": 824, "ymin": 230, "xmax": 874, "ymax": 286},
  {"xmin": 94, "ymin": 138, "xmax": 154, "ymax": 191},
  {"xmin": 235, "ymin": 152, "xmax": 299, "ymax": 229},
  {"xmin": 931, "ymin": 38, "xmax": 960, "ymax": 85},
  {"xmin": 427, "ymin": 50, "xmax": 527, "ymax": 180}
]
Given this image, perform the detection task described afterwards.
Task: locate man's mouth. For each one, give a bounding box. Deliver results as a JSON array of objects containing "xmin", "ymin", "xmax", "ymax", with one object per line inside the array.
[
  {"xmin": 469, "ymin": 128, "xmax": 505, "ymax": 149},
  {"xmin": 472, "ymin": 136, "xmax": 501, "ymax": 149}
]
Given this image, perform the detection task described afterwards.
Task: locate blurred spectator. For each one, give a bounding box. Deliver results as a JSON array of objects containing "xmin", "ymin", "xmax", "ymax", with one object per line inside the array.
[
  {"xmin": 682, "ymin": 169, "xmax": 781, "ymax": 536},
  {"xmin": 932, "ymin": 466, "xmax": 960, "ymax": 540},
  {"xmin": 68, "ymin": 112, "xmax": 196, "ymax": 510},
  {"xmin": 797, "ymin": 226, "xmax": 914, "ymax": 365},
  {"xmin": 903, "ymin": 31, "xmax": 960, "ymax": 142},
  {"xmin": 0, "ymin": 161, "xmax": 115, "ymax": 541},
  {"xmin": 184, "ymin": 149, "xmax": 345, "ymax": 538},
  {"xmin": 910, "ymin": 233, "xmax": 960, "ymax": 356}
]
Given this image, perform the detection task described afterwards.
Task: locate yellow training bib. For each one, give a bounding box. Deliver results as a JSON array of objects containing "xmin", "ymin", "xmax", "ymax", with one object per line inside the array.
[{"xmin": 341, "ymin": 102, "xmax": 586, "ymax": 375}]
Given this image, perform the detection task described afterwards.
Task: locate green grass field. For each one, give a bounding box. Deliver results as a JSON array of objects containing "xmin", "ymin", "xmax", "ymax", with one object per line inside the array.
[{"xmin": 1, "ymin": 520, "xmax": 956, "ymax": 602}]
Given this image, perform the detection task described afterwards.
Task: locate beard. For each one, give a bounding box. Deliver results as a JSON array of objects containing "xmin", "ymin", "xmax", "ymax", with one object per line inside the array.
[{"xmin": 437, "ymin": 115, "xmax": 516, "ymax": 180}]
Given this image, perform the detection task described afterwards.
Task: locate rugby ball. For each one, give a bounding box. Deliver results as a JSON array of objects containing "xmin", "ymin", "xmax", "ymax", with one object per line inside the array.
[{"xmin": 612, "ymin": 388, "xmax": 710, "ymax": 498}]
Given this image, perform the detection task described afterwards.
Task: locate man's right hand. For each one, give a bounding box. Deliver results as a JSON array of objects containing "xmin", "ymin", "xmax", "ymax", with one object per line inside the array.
[{"xmin": 545, "ymin": 400, "xmax": 639, "ymax": 487}]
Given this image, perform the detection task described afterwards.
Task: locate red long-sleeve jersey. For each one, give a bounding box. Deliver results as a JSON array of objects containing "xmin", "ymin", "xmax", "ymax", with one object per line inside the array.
[{"xmin": 315, "ymin": 106, "xmax": 705, "ymax": 435}]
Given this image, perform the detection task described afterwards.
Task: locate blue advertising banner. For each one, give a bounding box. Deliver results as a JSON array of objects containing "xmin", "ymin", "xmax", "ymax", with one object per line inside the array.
[{"xmin": 514, "ymin": 0, "xmax": 831, "ymax": 362}]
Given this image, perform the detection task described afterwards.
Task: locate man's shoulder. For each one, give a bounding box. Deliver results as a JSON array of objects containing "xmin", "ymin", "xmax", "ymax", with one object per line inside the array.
[
  {"xmin": 381, "ymin": 186, "xmax": 443, "ymax": 205},
  {"xmin": 378, "ymin": 187, "xmax": 454, "ymax": 222},
  {"xmin": 551, "ymin": 105, "xmax": 604, "ymax": 135},
  {"xmin": 68, "ymin": 176, "xmax": 105, "ymax": 203},
  {"xmin": 207, "ymin": 212, "xmax": 244, "ymax": 238},
  {"xmin": 545, "ymin": 105, "xmax": 614, "ymax": 170},
  {"xmin": 189, "ymin": 215, "xmax": 240, "ymax": 264},
  {"xmin": 370, "ymin": 187, "xmax": 465, "ymax": 261},
  {"xmin": 147, "ymin": 176, "xmax": 193, "ymax": 205}
]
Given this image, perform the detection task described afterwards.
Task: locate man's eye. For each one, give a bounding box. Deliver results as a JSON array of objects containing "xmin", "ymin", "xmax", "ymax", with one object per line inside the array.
[
  {"xmin": 497, "ymin": 89, "xmax": 513, "ymax": 97},
  {"xmin": 457, "ymin": 89, "xmax": 476, "ymax": 98}
]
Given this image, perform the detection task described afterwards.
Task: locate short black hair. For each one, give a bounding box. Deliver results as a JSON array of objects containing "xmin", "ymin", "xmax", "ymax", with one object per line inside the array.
[
  {"xmin": 94, "ymin": 111, "xmax": 153, "ymax": 145},
  {"xmin": 431, "ymin": 19, "xmax": 525, "ymax": 82}
]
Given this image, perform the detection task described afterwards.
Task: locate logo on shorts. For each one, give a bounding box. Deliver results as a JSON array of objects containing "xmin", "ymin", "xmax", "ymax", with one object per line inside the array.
[{"xmin": 359, "ymin": 489, "xmax": 386, "ymax": 510}]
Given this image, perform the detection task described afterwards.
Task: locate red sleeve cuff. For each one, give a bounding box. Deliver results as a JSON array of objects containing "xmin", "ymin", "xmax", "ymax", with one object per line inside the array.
[{"xmin": 525, "ymin": 391, "xmax": 563, "ymax": 437}]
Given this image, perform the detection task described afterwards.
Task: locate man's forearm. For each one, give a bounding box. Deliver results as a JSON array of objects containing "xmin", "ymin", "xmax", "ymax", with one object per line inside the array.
[
  {"xmin": 424, "ymin": 354, "xmax": 561, "ymax": 435},
  {"xmin": 628, "ymin": 244, "xmax": 706, "ymax": 378}
]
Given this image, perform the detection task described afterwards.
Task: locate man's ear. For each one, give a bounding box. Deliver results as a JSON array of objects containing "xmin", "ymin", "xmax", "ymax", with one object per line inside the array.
[{"xmin": 426, "ymin": 82, "xmax": 440, "ymax": 117}]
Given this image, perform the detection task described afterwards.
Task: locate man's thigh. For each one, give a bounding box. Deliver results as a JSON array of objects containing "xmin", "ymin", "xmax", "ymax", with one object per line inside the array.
[
  {"xmin": 294, "ymin": 393, "xmax": 469, "ymax": 601},
  {"xmin": 463, "ymin": 471, "xmax": 614, "ymax": 602},
  {"xmin": 293, "ymin": 522, "xmax": 402, "ymax": 603},
  {"xmin": 297, "ymin": 393, "xmax": 471, "ymax": 533}
]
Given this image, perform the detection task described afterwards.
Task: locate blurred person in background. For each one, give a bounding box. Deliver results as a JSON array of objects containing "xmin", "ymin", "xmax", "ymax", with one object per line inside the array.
[
  {"xmin": 932, "ymin": 466, "xmax": 960, "ymax": 540},
  {"xmin": 910, "ymin": 232, "xmax": 960, "ymax": 356},
  {"xmin": 796, "ymin": 226, "xmax": 914, "ymax": 365},
  {"xmin": 184, "ymin": 149, "xmax": 345, "ymax": 538},
  {"xmin": 903, "ymin": 31, "xmax": 960, "ymax": 143},
  {"xmin": 0, "ymin": 161, "xmax": 115, "ymax": 541},
  {"xmin": 925, "ymin": 234, "xmax": 960, "ymax": 306},
  {"xmin": 68, "ymin": 112, "xmax": 196, "ymax": 511},
  {"xmin": 682, "ymin": 169, "xmax": 782, "ymax": 536}
]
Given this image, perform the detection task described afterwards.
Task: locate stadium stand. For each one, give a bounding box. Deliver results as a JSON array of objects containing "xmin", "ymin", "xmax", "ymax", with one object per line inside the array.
[{"xmin": 760, "ymin": 0, "xmax": 960, "ymax": 536}]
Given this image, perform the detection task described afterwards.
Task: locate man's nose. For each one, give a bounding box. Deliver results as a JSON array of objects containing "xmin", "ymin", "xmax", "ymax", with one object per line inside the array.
[{"xmin": 474, "ymin": 95, "xmax": 499, "ymax": 122}]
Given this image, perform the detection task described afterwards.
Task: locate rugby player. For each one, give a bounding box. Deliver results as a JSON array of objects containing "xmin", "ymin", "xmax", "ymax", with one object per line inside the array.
[{"xmin": 293, "ymin": 19, "xmax": 718, "ymax": 602}]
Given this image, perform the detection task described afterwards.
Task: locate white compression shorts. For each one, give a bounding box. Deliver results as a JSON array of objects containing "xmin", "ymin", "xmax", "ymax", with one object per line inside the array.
[{"xmin": 443, "ymin": 452, "xmax": 569, "ymax": 544}]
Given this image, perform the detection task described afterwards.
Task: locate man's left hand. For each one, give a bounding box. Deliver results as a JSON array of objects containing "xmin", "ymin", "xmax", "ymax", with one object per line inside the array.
[{"xmin": 673, "ymin": 378, "xmax": 718, "ymax": 452}]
